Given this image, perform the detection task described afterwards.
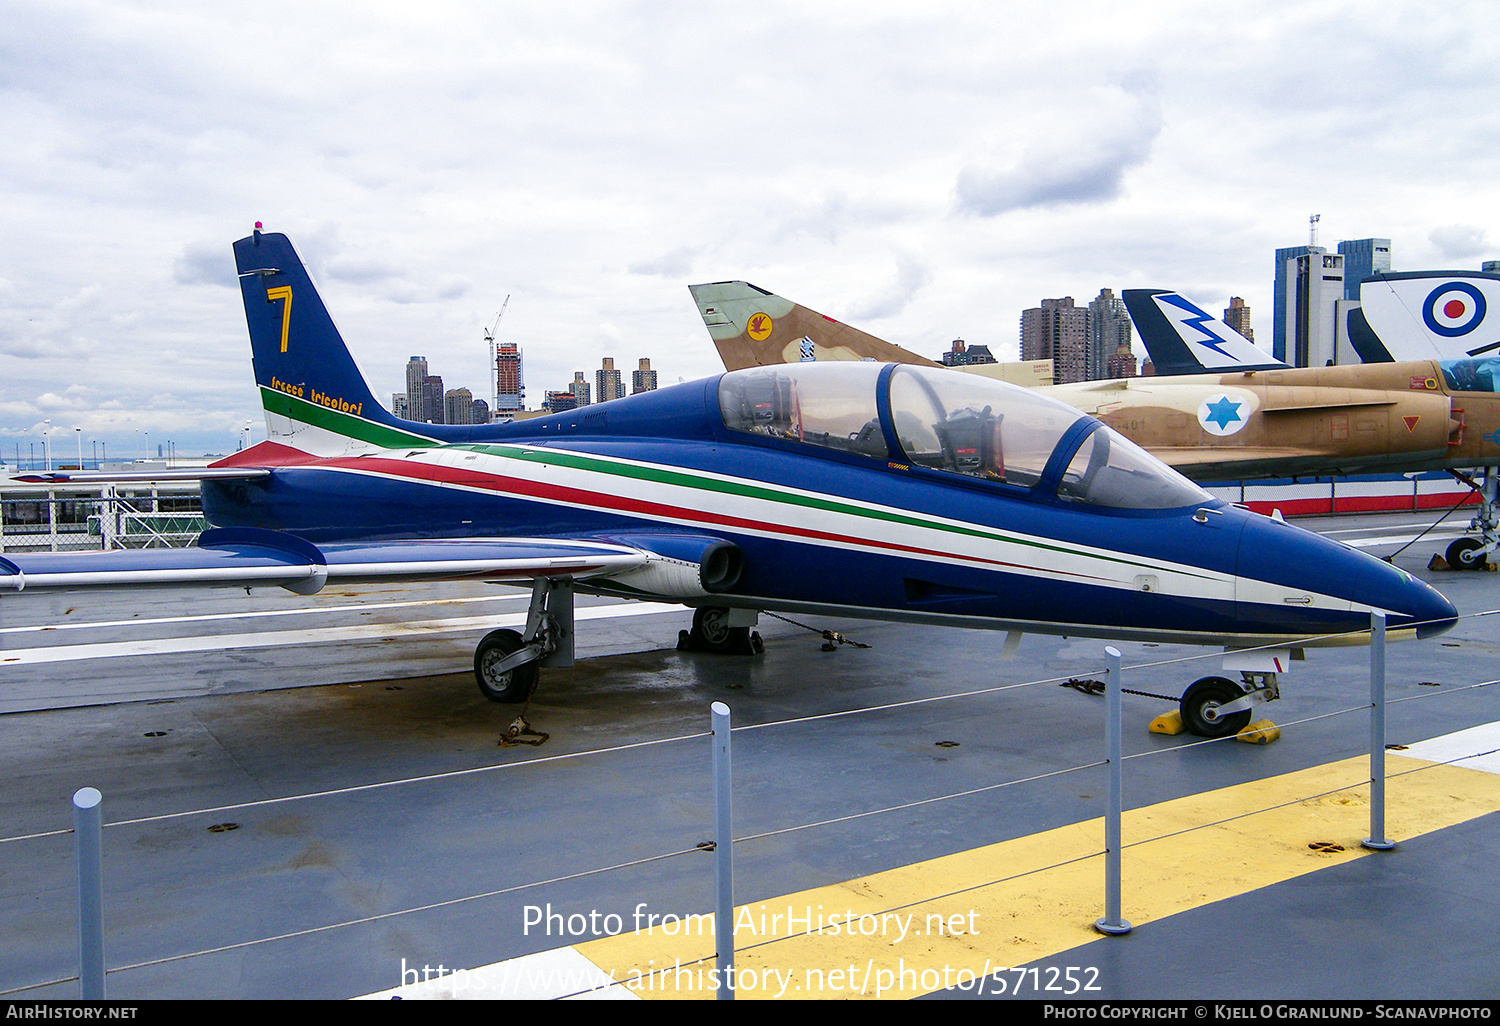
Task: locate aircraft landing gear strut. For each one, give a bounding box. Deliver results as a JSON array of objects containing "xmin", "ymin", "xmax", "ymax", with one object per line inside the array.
[
  {"xmin": 1444, "ymin": 467, "xmax": 1498, "ymax": 570},
  {"xmin": 474, "ymin": 578, "xmax": 575, "ymax": 703}
]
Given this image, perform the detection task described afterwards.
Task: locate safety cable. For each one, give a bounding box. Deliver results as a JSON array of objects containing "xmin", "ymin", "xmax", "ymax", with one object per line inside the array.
[{"xmin": 1383, "ymin": 477, "xmax": 1481, "ymax": 561}]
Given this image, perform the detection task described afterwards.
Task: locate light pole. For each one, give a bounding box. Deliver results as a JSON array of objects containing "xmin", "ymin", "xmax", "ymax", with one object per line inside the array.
[
  {"xmin": 74, "ymin": 427, "xmax": 82, "ymax": 470},
  {"xmin": 43, "ymin": 419, "xmax": 51, "ymax": 471}
]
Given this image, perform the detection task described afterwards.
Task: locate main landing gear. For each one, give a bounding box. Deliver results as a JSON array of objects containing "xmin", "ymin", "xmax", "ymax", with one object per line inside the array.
[
  {"xmin": 474, "ymin": 578, "xmax": 574, "ymax": 703},
  {"xmin": 472, "ymin": 592, "xmax": 767, "ymax": 705},
  {"xmin": 678, "ymin": 606, "xmax": 763, "ymax": 655},
  {"xmin": 1441, "ymin": 468, "xmax": 1497, "ymax": 570}
]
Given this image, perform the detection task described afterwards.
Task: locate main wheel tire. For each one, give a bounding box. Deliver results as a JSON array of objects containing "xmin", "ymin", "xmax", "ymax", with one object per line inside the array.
[
  {"xmin": 1179, "ymin": 676, "xmax": 1252, "ymax": 739},
  {"xmin": 1446, "ymin": 538, "xmax": 1489, "ymax": 570},
  {"xmin": 691, "ymin": 606, "xmax": 750, "ymax": 654},
  {"xmin": 474, "ymin": 628, "xmax": 539, "ymax": 703}
]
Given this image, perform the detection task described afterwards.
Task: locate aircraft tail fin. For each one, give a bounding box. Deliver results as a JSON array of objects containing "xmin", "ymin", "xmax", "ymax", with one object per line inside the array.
[
  {"xmin": 1357, "ymin": 270, "xmax": 1500, "ymax": 362},
  {"xmin": 1344, "ymin": 305, "xmax": 1394, "ymax": 363},
  {"xmin": 233, "ymin": 229, "xmax": 467, "ymax": 456},
  {"xmin": 1123, "ymin": 289, "xmax": 1288, "ymax": 376},
  {"xmin": 688, "ymin": 281, "xmax": 938, "ymax": 370}
]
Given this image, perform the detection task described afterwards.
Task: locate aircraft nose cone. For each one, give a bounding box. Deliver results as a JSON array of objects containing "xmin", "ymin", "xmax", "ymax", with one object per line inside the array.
[
  {"xmin": 1348, "ymin": 556, "xmax": 1459, "ymax": 640},
  {"xmin": 1235, "ymin": 513, "xmax": 1458, "ymax": 640}
]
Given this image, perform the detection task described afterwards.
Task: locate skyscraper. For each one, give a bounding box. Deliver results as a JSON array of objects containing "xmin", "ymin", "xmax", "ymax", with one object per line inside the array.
[
  {"xmin": 1224, "ymin": 297, "xmax": 1253, "ymax": 342},
  {"xmin": 596, "ymin": 358, "xmax": 625, "ymax": 403},
  {"xmin": 631, "ymin": 358, "xmax": 658, "ymax": 394},
  {"xmin": 1287, "ymin": 250, "xmax": 1343, "ymax": 367},
  {"xmin": 1337, "ymin": 238, "xmax": 1392, "ymax": 301},
  {"xmin": 1086, "ymin": 289, "xmax": 1131, "ymax": 381},
  {"xmin": 494, "ymin": 342, "xmax": 524, "ymax": 413},
  {"xmin": 444, "ymin": 387, "xmax": 474, "ymax": 425},
  {"xmin": 570, "ymin": 371, "xmax": 591, "ymax": 406},
  {"xmin": 1272, "ymin": 245, "xmax": 1312, "ymax": 363},
  {"xmin": 424, "ymin": 374, "xmax": 445, "ymax": 423},
  {"xmin": 1021, "ymin": 298, "xmax": 1088, "ymax": 384},
  {"xmin": 406, "ymin": 357, "xmax": 428, "ymax": 417}
]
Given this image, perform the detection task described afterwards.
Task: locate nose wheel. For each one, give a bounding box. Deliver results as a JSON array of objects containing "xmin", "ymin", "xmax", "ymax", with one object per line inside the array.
[{"xmin": 1179, "ymin": 676, "xmax": 1254, "ymax": 738}]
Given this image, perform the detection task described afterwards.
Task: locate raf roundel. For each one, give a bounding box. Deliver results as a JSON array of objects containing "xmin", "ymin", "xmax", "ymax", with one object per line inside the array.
[{"xmin": 1422, "ymin": 282, "xmax": 1487, "ymax": 337}]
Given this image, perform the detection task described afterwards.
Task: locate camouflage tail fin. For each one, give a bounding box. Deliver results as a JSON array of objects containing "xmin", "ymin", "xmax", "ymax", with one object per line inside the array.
[{"xmin": 688, "ymin": 281, "xmax": 937, "ymax": 370}]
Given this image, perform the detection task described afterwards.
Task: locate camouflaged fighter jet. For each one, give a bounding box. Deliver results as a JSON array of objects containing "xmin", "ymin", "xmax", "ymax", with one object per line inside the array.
[
  {"xmin": 1120, "ymin": 287, "xmax": 1500, "ymax": 571},
  {"xmin": 690, "ymin": 282, "xmax": 1466, "ymax": 486}
]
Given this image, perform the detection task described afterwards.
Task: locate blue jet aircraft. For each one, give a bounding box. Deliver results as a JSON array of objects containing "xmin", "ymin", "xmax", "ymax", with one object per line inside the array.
[{"xmin": 4, "ymin": 230, "xmax": 1459, "ymax": 736}]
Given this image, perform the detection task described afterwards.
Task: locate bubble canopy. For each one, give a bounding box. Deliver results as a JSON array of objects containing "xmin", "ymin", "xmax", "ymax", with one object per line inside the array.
[{"xmin": 717, "ymin": 362, "xmax": 1212, "ymax": 511}]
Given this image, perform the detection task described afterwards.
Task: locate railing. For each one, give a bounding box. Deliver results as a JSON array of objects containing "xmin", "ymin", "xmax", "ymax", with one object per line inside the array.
[
  {"xmin": 0, "ymin": 487, "xmax": 204, "ymax": 552},
  {"xmin": 5, "ymin": 607, "xmax": 1493, "ymax": 1001}
]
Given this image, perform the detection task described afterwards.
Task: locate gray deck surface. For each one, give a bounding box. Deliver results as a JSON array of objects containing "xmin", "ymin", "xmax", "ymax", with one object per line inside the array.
[{"xmin": 0, "ymin": 510, "xmax": 1495, "ymax": 1001}]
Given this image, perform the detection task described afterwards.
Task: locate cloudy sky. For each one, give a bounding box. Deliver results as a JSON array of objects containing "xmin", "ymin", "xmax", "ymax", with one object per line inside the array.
[{"xmin": 3, "ymin": 0, "xmax": 1498, "ymax": 460}]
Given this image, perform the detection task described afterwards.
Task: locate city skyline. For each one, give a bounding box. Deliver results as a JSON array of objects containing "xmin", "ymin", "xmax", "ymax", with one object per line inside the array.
[{"xmin": 5, "ymin": 5, "xmax": 1498, "ymax": 454}]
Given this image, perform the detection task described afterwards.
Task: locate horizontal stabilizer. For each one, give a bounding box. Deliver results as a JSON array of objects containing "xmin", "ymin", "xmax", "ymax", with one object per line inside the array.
[{"xmin": 11, "ymin": 468, "xmax": 271, "ymax": 485}]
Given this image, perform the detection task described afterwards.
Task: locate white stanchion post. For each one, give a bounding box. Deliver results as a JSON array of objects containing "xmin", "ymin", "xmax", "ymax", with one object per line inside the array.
[
  {"xmin": 1095, "ymin": 647, "xmax": 1132, "ymax": 935},
  {"xmin": 1364, "ymin": 613, "xmax": 1395, "ymax": 851},
  {"xmin": 73, "ymin": 787, "xmax": 105, "ymax": 998},
  {"xmin": 711, "ymin": 702, "xmax": 734, "ymax": 999}
]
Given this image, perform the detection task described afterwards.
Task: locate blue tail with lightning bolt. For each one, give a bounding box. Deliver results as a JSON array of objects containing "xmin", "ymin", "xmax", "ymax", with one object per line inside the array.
[{"xmin": 1123, "ymin": 289, "xmax": 1288, "ymax": 376}]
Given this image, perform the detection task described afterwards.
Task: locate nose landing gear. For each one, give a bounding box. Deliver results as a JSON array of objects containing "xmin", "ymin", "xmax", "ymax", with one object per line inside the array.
[{"xmin": 1178, "ymin": 668, "xmax": 1280, "ymax": 739}]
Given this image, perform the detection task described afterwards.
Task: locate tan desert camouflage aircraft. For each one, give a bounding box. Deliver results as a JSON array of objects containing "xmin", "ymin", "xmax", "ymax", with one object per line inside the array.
[
  {"xmin": 690, "ymin": 281, "xmax": 1465, "ymax": 480},
  {"xmin": 689, "ymin": 281, "xmax": 1496, "ymax": 568}
]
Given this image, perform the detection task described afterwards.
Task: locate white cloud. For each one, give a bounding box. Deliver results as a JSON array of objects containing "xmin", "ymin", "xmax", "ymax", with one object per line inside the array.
[
  {"xmin": 954, "ymin": 82, "xmax": 1163, "ymax": 216},
  {"xmin": 1, "ymin": 1, "xmax": 1499, "ymax": 453},
  {"xmin": 1429, "ymin": 225, "xmax": 1489, "ymax": 262}
]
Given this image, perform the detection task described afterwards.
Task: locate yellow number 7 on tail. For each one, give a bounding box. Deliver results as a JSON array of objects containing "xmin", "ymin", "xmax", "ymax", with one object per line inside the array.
[{"xmin": 266, "ymin": 285, "xmax": 293, "ymax": 352}]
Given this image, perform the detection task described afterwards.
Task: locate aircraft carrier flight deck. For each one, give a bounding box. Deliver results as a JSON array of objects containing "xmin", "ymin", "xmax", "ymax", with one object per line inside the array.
[{"xmin": 0, "ymin": 509, "xmax": 1496, "ymax": 1001}]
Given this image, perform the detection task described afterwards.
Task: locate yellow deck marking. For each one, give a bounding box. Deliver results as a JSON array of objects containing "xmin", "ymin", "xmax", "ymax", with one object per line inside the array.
[{"xmin": 575, "ymin": 754, "xmax": 1500, "ymax": 999}]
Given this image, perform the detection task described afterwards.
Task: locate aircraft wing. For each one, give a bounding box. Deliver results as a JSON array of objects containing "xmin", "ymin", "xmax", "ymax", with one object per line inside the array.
[
  {"xmin": 0, "ymin": 529, "xmax": 653, "ymax": 596},
  {"xmin": 0, "ymin": 527, "xmax": 748, "ymax": 602}
]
